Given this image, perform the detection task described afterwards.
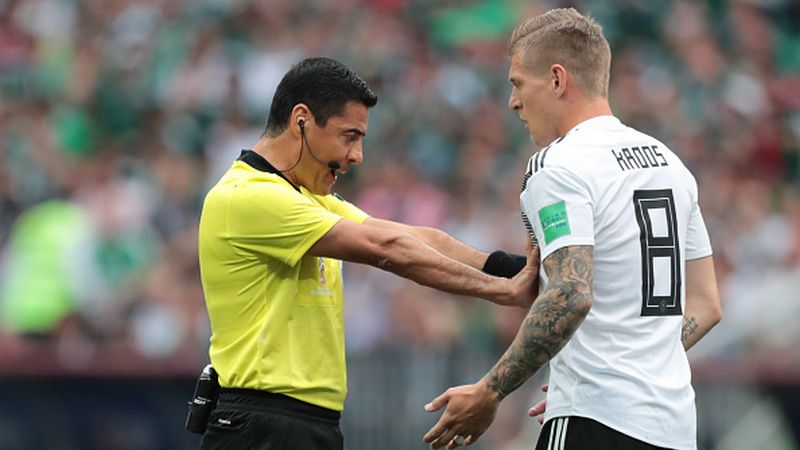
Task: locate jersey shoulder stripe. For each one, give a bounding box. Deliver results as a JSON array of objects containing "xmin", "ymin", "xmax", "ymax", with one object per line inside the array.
[
  {"xmin": 521, "ymin": 211, "xmax": 538, "ymax": 245},
  {"xmin": 521, "ymin": 135, "xmax": 570, "ymax": 192},
  {"xmin": 538, "ymin": 135, "xmax": 569, "ymax": 170},
  {"xmin": 521, "ymin": 151, "xmax": 537, "ymax": 192},
  {"xmin": 538, "ymin": 145, "xmax": 552, "ymax": 171}
]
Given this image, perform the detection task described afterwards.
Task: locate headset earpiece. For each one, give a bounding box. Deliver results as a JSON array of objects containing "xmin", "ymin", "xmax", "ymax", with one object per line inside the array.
[{"xmin": 294, "ymin": 115, "xmax": 338, "ymax": 170}]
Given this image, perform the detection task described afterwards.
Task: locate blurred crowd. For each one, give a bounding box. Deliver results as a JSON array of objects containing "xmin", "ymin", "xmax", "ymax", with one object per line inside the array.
[{"xmin": 0, "ymin": 0, "xmax": 799, "ymax": 376}]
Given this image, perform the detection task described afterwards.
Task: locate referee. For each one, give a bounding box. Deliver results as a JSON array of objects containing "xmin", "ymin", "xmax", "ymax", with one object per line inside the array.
[{"xmin": 197, "ymin": 57, "xmax": 539, "ymax": 450}]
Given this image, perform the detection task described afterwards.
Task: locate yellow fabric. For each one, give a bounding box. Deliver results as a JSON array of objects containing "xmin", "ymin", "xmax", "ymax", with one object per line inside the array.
[{"xmin": 198, "ymin": 158, "xmax": 369, "ymax": 411}]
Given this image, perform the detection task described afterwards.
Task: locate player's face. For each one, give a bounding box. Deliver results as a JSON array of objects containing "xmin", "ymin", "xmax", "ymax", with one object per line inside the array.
[
  {"xmin": 303, "ymin": 101, "xmax": 368, "ymax": 195},
  {"xmin": 508, "ymin": 51, "xmax": 558, "ymax": 147}
]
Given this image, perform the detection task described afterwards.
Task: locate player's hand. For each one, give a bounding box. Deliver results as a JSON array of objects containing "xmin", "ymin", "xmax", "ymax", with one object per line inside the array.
[
  {"xmin": 423, "ymin": 380, "xmax": 500, "ymax": 449},
  {"xmin": 508, "ymin": 242, "xmax": 540, "ymax": 308},
  {"xmin": 528, "ymin": 384, "xmax": 548, "ymax": 424}
]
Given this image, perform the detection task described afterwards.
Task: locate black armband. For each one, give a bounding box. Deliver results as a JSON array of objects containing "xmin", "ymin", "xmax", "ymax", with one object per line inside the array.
[{"xmin": 482, "ymin": 250, "xmax": 526, "ymax": 278}]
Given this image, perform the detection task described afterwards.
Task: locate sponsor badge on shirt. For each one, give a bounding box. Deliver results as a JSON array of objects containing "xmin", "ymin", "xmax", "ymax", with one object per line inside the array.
[{"xmin": 538, "ymin": 201, "xmax": 571, "ymax": 244}]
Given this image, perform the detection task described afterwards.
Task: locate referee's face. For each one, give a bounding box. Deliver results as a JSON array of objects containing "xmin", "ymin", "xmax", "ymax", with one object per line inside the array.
[
  {"xmin": 303, "ymin": 101, "xmax": 369, "ymax": 195},
  {"xmin": 508, "ymin": 51, "xmax": 558, "ymax": 147}
]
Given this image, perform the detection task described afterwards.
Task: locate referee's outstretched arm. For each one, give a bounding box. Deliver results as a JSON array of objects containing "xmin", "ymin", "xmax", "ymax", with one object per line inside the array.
[
  {"xmin": 361, "ymin": 217, "xmax": 490, "ymax": 271},
  {"xmin": 363, "ymin": 217, "xmax": 535, "ymax": 281},
  {"xmin": 308, "ymin": 217, "xmax": 538, "ymax": 308}
]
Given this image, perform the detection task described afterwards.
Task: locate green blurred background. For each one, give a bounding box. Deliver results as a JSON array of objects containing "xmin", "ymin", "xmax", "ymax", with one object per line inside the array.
[{"xmin": 1, "ymin": 0, "xmax": 799, "ymax": 449}]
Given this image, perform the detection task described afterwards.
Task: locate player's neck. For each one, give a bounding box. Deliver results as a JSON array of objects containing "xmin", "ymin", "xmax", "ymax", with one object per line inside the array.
[{"xmin": 558, "ymin": 98, "xmax": 614, "ymax": 137}]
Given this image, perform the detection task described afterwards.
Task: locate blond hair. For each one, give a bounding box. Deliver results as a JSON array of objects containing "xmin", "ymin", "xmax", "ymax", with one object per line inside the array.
[{"xmin": 508, "ymin": 8, "xmax": 611, "ymax": 98}]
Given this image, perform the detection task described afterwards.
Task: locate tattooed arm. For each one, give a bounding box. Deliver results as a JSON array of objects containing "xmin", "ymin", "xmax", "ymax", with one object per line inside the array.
[
  {"xmin": 682, "ymin": 255, "xmax": 722, "ymax": 350},
  {"xmin": 422, "ymin": 245, "xmax": 592, "ymax": 449},
  {"xmin": 483, "ymin": 245, "xmax": 593, "ymax": 399}
]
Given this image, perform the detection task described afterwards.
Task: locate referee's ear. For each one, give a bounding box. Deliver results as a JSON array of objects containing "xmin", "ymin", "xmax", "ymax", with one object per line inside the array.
[{"xmin": 290, "ymin": 104, "xmax": 313, "ymax": 136}]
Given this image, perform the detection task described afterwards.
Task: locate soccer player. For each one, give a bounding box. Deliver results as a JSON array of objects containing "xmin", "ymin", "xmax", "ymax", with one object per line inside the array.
[
  {"xmin": 197, "ymin": 57, "xmax": 538, "ymax": 450},
  {"xmin": 423, "ymin": 8, "xmax": 722, "ymax": 450}
]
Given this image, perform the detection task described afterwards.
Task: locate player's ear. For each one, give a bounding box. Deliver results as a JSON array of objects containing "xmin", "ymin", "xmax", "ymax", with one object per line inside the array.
[{"xmin": 551, "ymin": 64, "xmax": 567, "ymax": 97}]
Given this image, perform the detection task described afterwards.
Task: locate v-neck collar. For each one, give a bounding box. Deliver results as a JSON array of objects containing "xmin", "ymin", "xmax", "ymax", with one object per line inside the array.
[{"xmin": 237, "ymin": 149, "xmax": 301, "ymax": 193}]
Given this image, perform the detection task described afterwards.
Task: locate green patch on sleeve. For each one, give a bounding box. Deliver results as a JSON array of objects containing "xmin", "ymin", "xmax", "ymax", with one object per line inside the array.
[{"xmin": 538, "ymin": 201, "xmax": 571, "ymax": 244}]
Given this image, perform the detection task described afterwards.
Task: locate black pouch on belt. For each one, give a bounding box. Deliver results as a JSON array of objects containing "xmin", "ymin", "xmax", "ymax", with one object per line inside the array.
[{"xmin": 185, "ymin": 364, "xmax": 220, "ymax": 434}]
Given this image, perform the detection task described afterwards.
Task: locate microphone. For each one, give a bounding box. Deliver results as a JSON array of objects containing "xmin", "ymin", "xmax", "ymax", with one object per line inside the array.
[{"xmin": 299, "ymin": 119, "xmax": 341, "ymax": 171}]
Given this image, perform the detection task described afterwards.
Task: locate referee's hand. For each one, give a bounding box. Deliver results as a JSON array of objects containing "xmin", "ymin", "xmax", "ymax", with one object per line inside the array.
[{"xmin": 508, "ymin": 242, "xmax": 540, "ymax": 308}]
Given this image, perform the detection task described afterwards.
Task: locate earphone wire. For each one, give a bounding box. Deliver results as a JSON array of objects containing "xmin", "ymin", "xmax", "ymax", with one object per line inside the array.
[{"xmin": 276, "ymin": 125, "xmax": 307, "ymax": 173}]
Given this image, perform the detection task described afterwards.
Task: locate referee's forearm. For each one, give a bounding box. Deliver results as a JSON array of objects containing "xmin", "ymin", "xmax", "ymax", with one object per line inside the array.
[
  {"xmin": 409, "ymin": 226, "xmax": 488, "ymax": 270},
  {"xmin": 378, "ymin": 234, "xmax": 512, "ymax": 304}
]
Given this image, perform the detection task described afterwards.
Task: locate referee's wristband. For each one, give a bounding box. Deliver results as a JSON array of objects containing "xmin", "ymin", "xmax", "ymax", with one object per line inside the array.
[{"xmin": 482, "ymin": 250, "xmax": 526, "ymax": 278}]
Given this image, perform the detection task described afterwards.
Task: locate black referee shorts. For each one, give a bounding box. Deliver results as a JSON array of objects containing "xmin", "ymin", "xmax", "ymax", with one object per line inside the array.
[
  {"xmin": 200, "ymin": 389, "xmax": 343, "ymax": 450},
  {"xmin": 535, "ymin": 416, "xmax": 672, "ymax": 450}
]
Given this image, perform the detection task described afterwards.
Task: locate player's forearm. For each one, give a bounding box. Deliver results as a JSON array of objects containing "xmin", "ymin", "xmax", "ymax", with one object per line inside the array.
[
  {"xmin": 482, "ymin": 246, "xmax": 593, "ymax": 400},
  {"xmin": 379, "ymin": 234, "xmax": 514, "ymax": 305},
  {"xmin": 681, "ymin": 304, "xmax": 721, "ymax": 350},
  {"xmin": 482, "ymin": 280, "xmax": 592, "ymax": 400},
  {"xmin": 682, "ymin": 256, "xmax": 722, "ymax": 350}
]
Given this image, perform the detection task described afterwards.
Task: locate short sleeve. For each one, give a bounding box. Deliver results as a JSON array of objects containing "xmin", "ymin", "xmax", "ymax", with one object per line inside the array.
[
  {"xmin": 520, "ymin": 166, "xmax": 595, "ymax": 260},
  {"xmin": 228, "ymin": 183, "xmax": 342, "ymax": 267},
  {"xmin": 314, "ymin": 191, "xmax": 370, "ymax": 224},
  {"xmin": 685, "ymin": 200, "xmax": 712, "ymax": 260}
]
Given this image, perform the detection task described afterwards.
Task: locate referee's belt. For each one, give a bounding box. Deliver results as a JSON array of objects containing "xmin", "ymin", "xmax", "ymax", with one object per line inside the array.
[{"xmin": 219, "ymin": 388, "xmax": 341, "ymax": 423}]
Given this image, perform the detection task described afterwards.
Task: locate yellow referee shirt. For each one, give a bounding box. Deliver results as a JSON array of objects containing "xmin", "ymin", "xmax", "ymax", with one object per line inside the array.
[{"xmin": 198, "ymin": 150, "xmax": 369, "ymax": 411}]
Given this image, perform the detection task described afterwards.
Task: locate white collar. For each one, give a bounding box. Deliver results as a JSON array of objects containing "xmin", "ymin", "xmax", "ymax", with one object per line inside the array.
[{"xmin": 563, "ymin": 115, "xmax": 620, "ymax": 136}]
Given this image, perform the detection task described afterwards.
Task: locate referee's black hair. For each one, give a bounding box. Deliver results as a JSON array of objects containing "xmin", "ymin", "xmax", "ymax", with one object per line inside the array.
[{"xmin": 264, "ymin": 57, "xmax": 378, "ymax": 137}]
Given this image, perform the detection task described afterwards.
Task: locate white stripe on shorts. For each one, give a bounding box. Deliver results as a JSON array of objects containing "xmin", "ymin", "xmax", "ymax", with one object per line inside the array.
[
  {"xmin": 558, "ymin": 417, "xmax": 569, "ymax": 450},
  {"xmin": 548, "ymin": 418, "xmax": 564, "ymax": 450}
]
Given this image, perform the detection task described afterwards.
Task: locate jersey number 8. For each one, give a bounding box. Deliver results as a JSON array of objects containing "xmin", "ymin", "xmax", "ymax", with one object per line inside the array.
[{"xmin": 632, "ymin": 189, "xmax": 682, "ymax": 316}]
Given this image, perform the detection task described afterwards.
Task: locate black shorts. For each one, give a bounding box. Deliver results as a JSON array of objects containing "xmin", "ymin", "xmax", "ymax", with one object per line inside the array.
[
  {"xmin": 535, "ymin": 416, "xmax": 672, "ymax": 450},
  {"xmin": 200, "ymin": 389, "xmax": 343, "ymax": 450}
]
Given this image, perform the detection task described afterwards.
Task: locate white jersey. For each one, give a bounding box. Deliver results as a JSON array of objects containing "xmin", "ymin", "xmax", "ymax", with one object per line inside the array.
[{"xmin": 520, "ymin": 116, "xmax": 712, "ymax": 450}]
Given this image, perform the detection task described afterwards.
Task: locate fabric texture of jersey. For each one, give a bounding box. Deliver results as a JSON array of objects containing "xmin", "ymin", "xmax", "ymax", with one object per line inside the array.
[
  {"xmin": 519, "ymin": 116, "xmax": 712, "ymax": 450},
  {"xmin": 199, "ymin": 150, "xmax": 369, "ymax": 411}
]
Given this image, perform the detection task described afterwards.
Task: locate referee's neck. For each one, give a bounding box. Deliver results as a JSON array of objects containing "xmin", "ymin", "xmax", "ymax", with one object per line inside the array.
[{"xmin": 252, "ymin": 135, "xmax": 302, "ymax": 184}]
